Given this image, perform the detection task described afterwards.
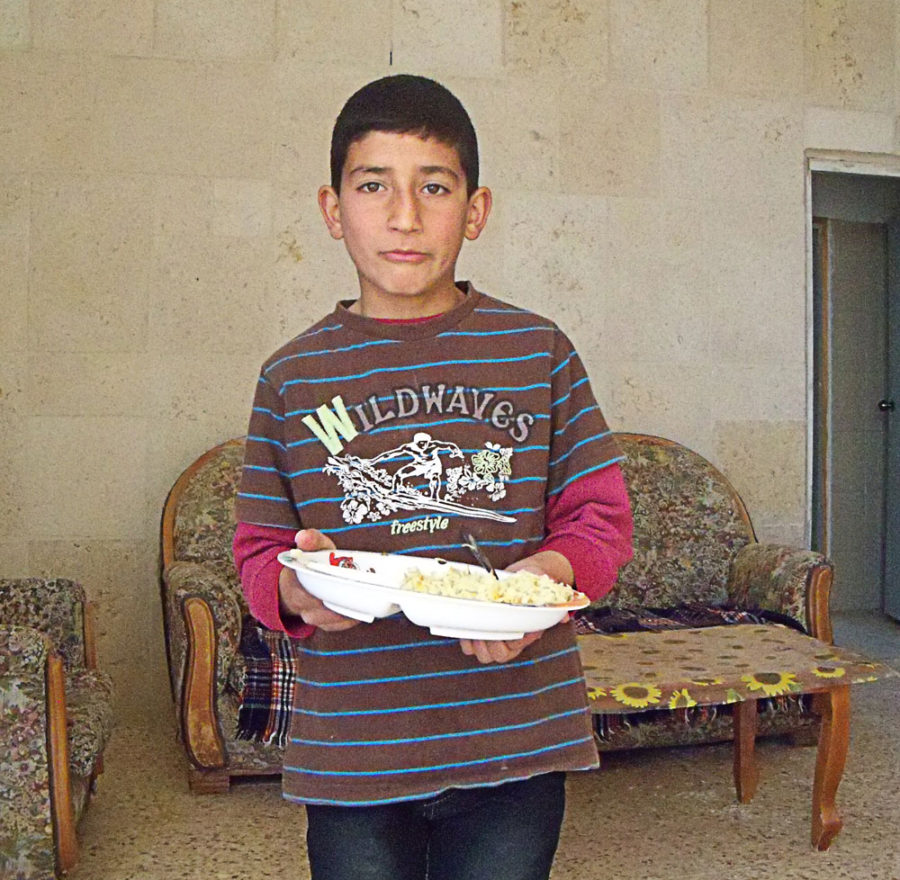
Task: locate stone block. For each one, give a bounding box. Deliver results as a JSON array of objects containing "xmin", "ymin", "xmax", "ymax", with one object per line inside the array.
[
  {"xmin": 560, "ymin": 84, "xmax": 660, "ymax": 197},
  {"xmin": 0, "ymin": 236, "xmax": 27, "ymax": 353},
  {"xmin": 212, "ymin": 178, "xmax": 273, "ymax": 238},
  {"xmin": 804, "ymin": 0, "xmax": 894, "ymax": 111},
  {"xmin": 709, "ymin": 0, "xmax": 804, "ymax": 97},
  {"xmin": 804, "ymin": 106, "xmax": 895, "ymax": 153},
  {"xmin": 154, "ymin": 0, "xmax": 275, "ymax": 60},
  {"xmin": 609, "ymin": 0, "xmax": 707, "ymax": 90},
  {"xmin": 0, "ymin": 53, "xmax": 97, "ymax": 172},
  {"xmin": 455, "ymin": 75, "xmax": 559, "ymax": 191},
  {"xmin": 31, "ymin": 0, "xmax": 153, "ymax": 54},
  {"xmin": 714, "ymin": 419, "xmax": 807, "ymax": 524},
  {"xmin": 392, "ymin": 0, "xmax": 502, "ymax": 74},
  {"xmin": 277, "ymin": 0, "xmax": 390, "ymax": 65},
  {"xmin": 661, "ymin": 94, "xmax": 804, "ymax": 206},
  {"xmin": 29, "ymin": 352, "xmax": 150, "ymax": 417},
  {"xmin": 91, "ymin": 57, "xmax": 273, "ymax": 177},
  {"xmin": 0, "ymin": 0, "xmax": 29, "ymax": 48},
  {"xmin": 504, "ymin": 0, "xmax": 608, "ymax": 76},
  {"xmin": 502, "ymin": 191, "xmax": 611, "ymax": 349},
  {"xmin": 23, "ymin": 416, "xmax": 150, "ymax": 540},
  {"xmin": 29, "ymin": 174, "xmax": 154, "ymax": 353}
]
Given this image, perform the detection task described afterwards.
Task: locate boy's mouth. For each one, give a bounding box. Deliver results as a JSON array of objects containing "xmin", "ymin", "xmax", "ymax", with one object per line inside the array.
[{"xmin": 382, "ymin": 250, "xmax": 428, "ymax": 263}]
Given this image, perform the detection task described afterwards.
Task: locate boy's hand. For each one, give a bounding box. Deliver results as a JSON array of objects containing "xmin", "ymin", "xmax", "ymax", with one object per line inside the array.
[
  {"xmin": 279, "ymin": 529, "xmax": 361, "ymax": 632},
  {"xmin": 458, "ymin": 549, "xmax": 574, "ymax": 664},
  {"xmin": 459, "ymin": 630, "xmax": 547, "ymax": 664}
]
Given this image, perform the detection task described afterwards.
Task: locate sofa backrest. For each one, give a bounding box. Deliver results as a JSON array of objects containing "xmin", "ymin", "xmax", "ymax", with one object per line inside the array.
[
  {"xmin": 605, "ymin": 433, "xmax": 756, "ymax": 609},
  {"xmin": 0, "ymin": 577, "xmax": 87, "ymax": 669},
  {"xmin": 162, "ymin": 433, "xmax": 755, "ymax": 614}
]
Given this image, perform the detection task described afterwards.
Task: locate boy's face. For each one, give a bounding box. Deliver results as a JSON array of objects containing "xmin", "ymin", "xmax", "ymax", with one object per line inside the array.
[{"xmin": 318, "ymin": 131, "xmax": 491, "ymax": 317}]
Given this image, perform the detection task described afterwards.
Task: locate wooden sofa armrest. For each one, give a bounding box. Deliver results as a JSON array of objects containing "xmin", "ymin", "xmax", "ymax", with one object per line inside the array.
[
  {"xmin": 727, "ymin": 543, "xmax": 834, "ymax": 642},
  {"xmin": 181, "ymin": 596, "xmax": 227, "ymax": 772}
]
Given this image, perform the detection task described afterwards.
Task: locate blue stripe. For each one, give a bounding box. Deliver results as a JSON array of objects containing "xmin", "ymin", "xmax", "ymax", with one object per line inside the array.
[
  {"xmin": 280, "ymin": 353, "xmax": 549, "ymax": 392},
  {"xmin": 237, "ymin": 492, "xmax": 292, "ymax": 504},
  {"xmin": 550, "ymin": 352, "xmax": 575, "ymax": 376},
  {"xmin": 553, "ymin": 405, "xmax": 598, "ymax": 435},
  {"xmin": 549, "ymin": 431, "xmax": 611, "ymax": 467},
  {"xmin": 247, "ymin": 434, "xmax": 285, "ymax": 449},
  {"xmin": 268, "ymin": 337, "xmax": 399, "ymax": 371},
  {"xmin": 252, "ymin": 406, "xmax": 284, "ymax": 421},
  {"xmin": 548, "ymin": 455, "xmax": 625, "ymax": 496},
  {"xmin": 551, "ymin": 376, "xmax": 590, "ymax": 409},
  {"xmin": 293, "ymin": 677, "xmax": 582, "ymax": 718},
  {"xmin": 283, "ymin": 735, "xmax": 594, "ymax": 778},
  {"xmin": 293, "ymin": 638, "xmax": 450, "ymax": 657},
  {"xmin": 283, "ymin": 765, "xmax": 599, "ymax": 807},
  {"xmin": 295, "ymin": 646, "xmax": 577, "ymax": 689},
  {"xmin": 291, "ymin": 708, "xmax": 585, "ymax": 748},
  {"xmin": 438, "ymin": 326, "xmax": 547, "ymax": 339}
]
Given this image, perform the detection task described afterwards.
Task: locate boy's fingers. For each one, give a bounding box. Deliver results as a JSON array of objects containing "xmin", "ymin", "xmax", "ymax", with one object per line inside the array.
[{"xmin": 294, "ymin": 528, "xmax": 337, "ymax": 551}]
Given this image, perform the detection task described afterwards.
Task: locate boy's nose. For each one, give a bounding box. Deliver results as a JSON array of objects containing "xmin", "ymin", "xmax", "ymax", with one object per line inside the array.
[{"xmin": 388, "ymin": 189, "xmax": 422, "ymax": 232}]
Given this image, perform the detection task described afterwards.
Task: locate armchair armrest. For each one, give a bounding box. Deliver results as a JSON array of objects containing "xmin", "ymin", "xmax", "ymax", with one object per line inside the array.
[
  {"xmin": 727, "ymin": 543, "xmax": 834, "ymax": 642},
  {"xmin": 0, "ymin": 626, "xmax": 77, "ymax": 877},
  {"xmin": 163, "ymin": 562, "xmax": 243, "ymax": 770}
]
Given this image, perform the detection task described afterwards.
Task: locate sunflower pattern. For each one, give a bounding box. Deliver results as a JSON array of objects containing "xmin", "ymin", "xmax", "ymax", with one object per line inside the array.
[
  {"xmin": 610, "ymin": 682, "xmax": 662, "ymax": 708},
  {"xmin": 741, "ymin": 672, "xmax": 800, "ymax": 697},
  {"xmin": 578, "ymin": 624, "xmax": 896, "ymax": 716}
]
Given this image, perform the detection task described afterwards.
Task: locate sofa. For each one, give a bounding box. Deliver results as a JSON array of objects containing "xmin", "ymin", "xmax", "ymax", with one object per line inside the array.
[
  {"xmin": 159, "ymin": 433, "xmax": 833, "ymax": 792},
  {"xmin": 0, "ymin": 578, "xmax": 115, "ymax": 878}
]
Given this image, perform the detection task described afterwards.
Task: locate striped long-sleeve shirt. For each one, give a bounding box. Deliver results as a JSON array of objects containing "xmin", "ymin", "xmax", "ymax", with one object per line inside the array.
[{"xmin": 235, "ymin": 284, "xmax": 630, "ymax": 805}]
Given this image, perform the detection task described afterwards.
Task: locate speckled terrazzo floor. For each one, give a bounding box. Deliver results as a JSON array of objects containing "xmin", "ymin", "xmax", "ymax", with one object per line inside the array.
[{"xmin": 71, "ymin": 612, "xmax": 899, "ymax": 880}]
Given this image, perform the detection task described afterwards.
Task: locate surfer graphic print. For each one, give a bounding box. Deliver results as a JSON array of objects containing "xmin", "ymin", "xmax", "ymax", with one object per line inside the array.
[{"xmin": 236, "ymin": 286, "xmax": 623, "ymax": 569}]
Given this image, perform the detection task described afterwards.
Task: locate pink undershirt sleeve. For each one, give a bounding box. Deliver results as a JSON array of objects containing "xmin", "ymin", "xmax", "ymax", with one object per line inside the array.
[
  {"xmin": 233, "ymin": 523, "xmax": 315, "ymax": 639},
  {"xmin": 539, "ymin": 463, "xmax": 633, "ymax": 602}
]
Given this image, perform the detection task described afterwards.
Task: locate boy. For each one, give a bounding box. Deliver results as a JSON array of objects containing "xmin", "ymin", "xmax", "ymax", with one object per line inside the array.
[{"xmin": 234, "ymin": 74, "xmax": 633, "ymax": 880}]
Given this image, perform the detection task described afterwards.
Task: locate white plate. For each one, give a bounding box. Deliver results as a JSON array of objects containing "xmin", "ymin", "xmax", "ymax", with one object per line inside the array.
[{"xmin": 277, "ymin": 549, "xmax": 589, "ymax": 640}]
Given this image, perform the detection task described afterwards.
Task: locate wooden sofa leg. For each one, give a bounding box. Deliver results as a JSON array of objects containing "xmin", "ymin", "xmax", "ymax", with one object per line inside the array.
[
  {"xmin": 188, "ymin": 767, "xmax": 231, "ymax": 794},
  {"xmin": 47, "ymin": 654, "xmax": 79, "ymax": 874}
]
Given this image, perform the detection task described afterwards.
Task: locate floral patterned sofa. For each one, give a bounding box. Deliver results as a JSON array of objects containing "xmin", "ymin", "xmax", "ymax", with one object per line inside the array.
[
  {"xmin": 159, "ymin": 433, "xmax": 834, "ymax": 793},
  {"xmin": 0, "ymin": 578, "xmax": 115, "ymax": 879}
]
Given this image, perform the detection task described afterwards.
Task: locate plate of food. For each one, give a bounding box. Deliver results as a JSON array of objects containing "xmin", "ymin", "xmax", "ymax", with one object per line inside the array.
[{"xmin": 277, "ymin": 549, "xmax": 590, "ymax": 640}]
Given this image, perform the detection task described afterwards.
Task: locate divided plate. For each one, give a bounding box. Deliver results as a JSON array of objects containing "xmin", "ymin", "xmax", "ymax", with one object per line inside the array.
[{"xmin": 277, "ymin": 549, "xmax": 589, "ymax": 640}]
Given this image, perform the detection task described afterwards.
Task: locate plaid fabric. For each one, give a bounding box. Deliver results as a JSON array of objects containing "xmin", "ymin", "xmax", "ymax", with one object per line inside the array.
[
  {"xmin": 236, "ymin": 621, "xmax": 299, "ymax": 747},
  {"xmin": 574, "ymin": 603, "xmax": 806, "ymax": 635}
]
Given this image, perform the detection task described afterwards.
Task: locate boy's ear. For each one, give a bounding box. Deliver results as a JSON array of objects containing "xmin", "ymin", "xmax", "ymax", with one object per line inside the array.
[
  {"xmin": 464, "ymin": 186, "xmax": 492, "ymax": 241},
  {"xmin": 318, "ymin": 185, "xmax": 344, "ymax": 240}
]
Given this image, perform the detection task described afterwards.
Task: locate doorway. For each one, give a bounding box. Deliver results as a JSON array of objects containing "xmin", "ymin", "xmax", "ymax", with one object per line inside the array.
[{"xmin": 810, "ymin": 166, "xmax": 899, "ymax": 620}]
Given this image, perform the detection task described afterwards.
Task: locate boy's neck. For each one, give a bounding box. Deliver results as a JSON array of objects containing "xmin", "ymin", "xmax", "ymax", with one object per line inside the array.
[{"xmin": 348, "ymin": 283, "xmax": 466, "ymax": 320}]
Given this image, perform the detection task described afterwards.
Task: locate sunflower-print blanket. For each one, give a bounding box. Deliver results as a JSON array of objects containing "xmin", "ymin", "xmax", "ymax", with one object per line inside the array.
[{"xmin": 578, "ymin": 624, "xmax": 895, "ymax": 714}]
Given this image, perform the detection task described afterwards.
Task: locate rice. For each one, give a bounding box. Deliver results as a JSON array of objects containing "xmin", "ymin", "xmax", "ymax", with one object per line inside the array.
[{"xmin": 400, "ymin": 566, "xmax": 574, "ymax": 606}]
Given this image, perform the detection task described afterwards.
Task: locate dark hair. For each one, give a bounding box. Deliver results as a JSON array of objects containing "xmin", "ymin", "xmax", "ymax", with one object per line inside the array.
[{"xmin": 330, "ymin": 74, "xmax": 479, "ymax": 196}]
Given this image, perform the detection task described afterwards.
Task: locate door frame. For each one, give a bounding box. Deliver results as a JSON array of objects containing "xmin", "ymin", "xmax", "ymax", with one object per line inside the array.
[{"xmin": 806, "ymin": 151, "xmax": 900, "ymax": 614}]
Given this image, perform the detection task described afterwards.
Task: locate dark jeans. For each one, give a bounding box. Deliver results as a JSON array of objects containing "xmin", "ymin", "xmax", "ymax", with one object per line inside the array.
[{"xmin": 305, "ymin": 772, "xmax": 566, "ymax": 880}]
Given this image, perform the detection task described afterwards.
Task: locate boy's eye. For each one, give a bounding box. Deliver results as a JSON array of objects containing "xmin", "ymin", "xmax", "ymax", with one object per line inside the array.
[
  {"xmin": 359, "ymin": 181, "xmax": 384, "ymax": 193},
  {"xmin": 423, "ymin": 183, "xmax": 448, "ymax": 195}
]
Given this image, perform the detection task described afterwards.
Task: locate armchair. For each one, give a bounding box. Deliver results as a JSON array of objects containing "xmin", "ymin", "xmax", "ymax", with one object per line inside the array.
[
  {"xmin": 0, "ymin": 578, "xmax": 114, "ymax": 879},
  {"xmin": 160, "ymin": 438, "xmax": 284, "ymax": 793}
]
